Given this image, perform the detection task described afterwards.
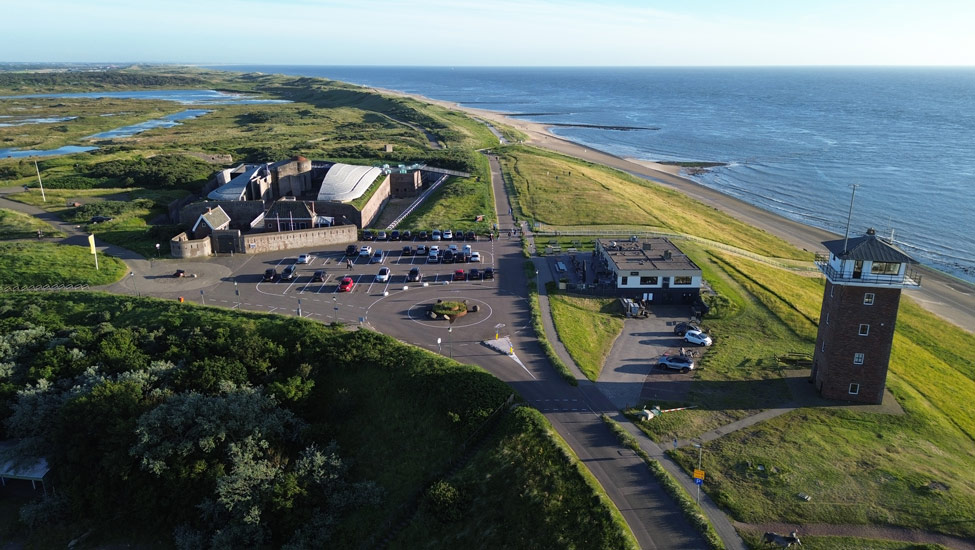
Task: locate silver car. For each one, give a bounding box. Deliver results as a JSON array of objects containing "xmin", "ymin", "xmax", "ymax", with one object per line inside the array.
[{"xmin": 657, "ymin": 354, "xmax": 695, "ymax": 373}]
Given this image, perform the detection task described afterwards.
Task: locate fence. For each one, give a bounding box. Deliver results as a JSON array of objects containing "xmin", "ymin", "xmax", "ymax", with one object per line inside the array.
[{"xmin": 0, "ymin": 283, "xmax": 91, "ymax": 293}]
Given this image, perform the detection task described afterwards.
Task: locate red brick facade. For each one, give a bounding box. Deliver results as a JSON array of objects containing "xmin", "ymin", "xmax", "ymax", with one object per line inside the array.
[{"xmin": 812, "ymin": 282, "xmax": 903, "ymax": 404}]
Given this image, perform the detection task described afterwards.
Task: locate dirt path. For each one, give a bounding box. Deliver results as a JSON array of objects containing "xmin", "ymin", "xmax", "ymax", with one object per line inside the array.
[{"xmin": 736, "ymin": 521, "xmax": 975, "ymax": 550}]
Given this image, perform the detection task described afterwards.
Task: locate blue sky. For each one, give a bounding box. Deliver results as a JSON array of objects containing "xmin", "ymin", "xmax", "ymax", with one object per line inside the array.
[{"xmin": 3, "ymin": 0, "xmax": 974, "ymax": 66}]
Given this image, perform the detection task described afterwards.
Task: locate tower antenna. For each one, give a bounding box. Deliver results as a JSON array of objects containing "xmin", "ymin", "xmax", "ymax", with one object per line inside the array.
[{"xmin": 842, "ymin": 184, "xmax": 859, "ymax": 254}]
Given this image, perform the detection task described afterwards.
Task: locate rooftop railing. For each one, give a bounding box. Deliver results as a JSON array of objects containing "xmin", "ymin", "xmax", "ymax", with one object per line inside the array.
[{"xmin": 815, "ymin": 254, "xmax": 921, "ymax": 287}]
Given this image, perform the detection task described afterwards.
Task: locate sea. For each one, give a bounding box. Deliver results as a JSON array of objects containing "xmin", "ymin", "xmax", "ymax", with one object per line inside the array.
[{"xmin": 209, "ymin": 66, "xmax": 975, "ymax": 282}]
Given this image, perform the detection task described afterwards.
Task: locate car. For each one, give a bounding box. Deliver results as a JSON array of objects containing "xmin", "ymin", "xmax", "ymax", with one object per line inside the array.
[
  {"xmin": 483, "ymin": 267, "xmax": 495, "ymax": 280},
  {"xmin": 173, "ymin": 269, "xmax": 186, "ymax": 278},
  {"xmin": 311, "ymin": 270, "xmax": 326, "ymax": 282},
  {"xmin": 462, "ymin": 244, "xmax": 472, "ymax": 255},
  {"xmin": 443, "ymin": 229, "xmax": 453, "ymax": 240},
  {"xmin": 345, "ymin": 244, "xmax": 359, "ymax": 257},
  {"xmin": 89, "ymin": 216, "xmax": 113, "ymax": 224},
  {"xmin": 684, "ymin": 330, "xmax": 713, "ymax": 347},
  {"xmin": 466, "ymin": 230, "xmax": 476, "ymax": 241},
  {"xmin": 657, "ymin": 354, "xmax": 695, "ymax": 373},
  {"xmin": 371, "ymin": 249, "xmax": 385, "ymax": 263},
  {"xmin": 469, "ymin": 251, "xmax": 481, "ymax": 263},
  {"xmin": 418, "ymin": 230, "xmax": 429, "ymax": 241},
  {"xmin": 376, "ymin": 267, "xmax": 390, "ymax": 282},
  {"xmin": 339, "ymin": 276, "xmax": 354, "ymax": 292},
  {"xmin": 376, "ymin": 230, "xmax": 388, "ymax": 241},
  {"xmin": 281, "ymin": 264, "xmax": 297, "ymax": 281},
  {"xmin": 297, "ymin": 254, "xmax": 311, "ymax": 264},
  {"xmin": 429, "ymin": 245, "xmax": 440, "ymax": 254},
  {"xmin": 416, "ymin": 245, "xmax": 428, "ymax": 256},
  {"xmin": 263, "ymin": 268, "xmax": 277, "ymax": 282},
  {"xmin": 452, "ymin": 269, "xmax": 466, "ymax": 281},
  {"xmin": 454, "ymin": 229, "xmax": 465, "ymax": 242},
  {"xmin": 390, "ymin": 230, "xmax": 401, "ymax": 241},
  {"xmin": 402, "ymin": 245, "xmax": 413, "ymax": 256},
  {"xmin": 427, "ymin": 252, "xmax": 440, "ymax": 264},
  {"xmin": 362, "ymin": 230, "xmax": 375, "ymax": 241},
  {"xmin": 673, "ymin": 321, "xmax": 702, "ymax": 336},
  {"xmin": 407, "ymin": 267, "xmax": 422, "ymax": 282},
  {"xmin": 443, "ymin": 250, "xmax": 454, "ymax": 263},
  {"xmin": 359, "ymin": 245, "xmax": 373, "ymax": 257},
  {"xmin": 431, "ymin": 230, "xmax": 442, "ymax": 241},
  {"xmin": 401, "ymin": 230, "xmax": 412, "ymax": 240},
  {"xmin": 468, "ymin": 268, "xmax": 482, "ymax": 280}
]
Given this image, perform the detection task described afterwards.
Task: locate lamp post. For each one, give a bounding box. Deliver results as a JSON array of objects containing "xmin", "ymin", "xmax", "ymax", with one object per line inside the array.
[
  {"xmin": 534, "ymin": 269, "xmax": 539, "ymax": 291},
  {"xmin": 448, "ymin": 326, "xmax": 453, "ymax": 358},
  {"xmin": 333, "ymin": 295, "xmax": 338, "ymax": 324},
  {"xmin": 129, "ymin": 271, "xmax": 139, "ymax": 297},
  {"xmin": 234, "ymin": 278, "xmax": 240, "ymax": 310}
]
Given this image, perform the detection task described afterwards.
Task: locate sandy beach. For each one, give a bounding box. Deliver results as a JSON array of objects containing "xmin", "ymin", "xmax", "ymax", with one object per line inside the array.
[{"xmin": 375, "ymin": 86, "xmax": 975, "ymax": 332}]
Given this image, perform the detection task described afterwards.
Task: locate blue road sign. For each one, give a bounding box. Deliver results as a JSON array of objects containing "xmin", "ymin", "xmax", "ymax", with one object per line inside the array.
[{"xmin": 694, "ymin": 478, "xmax": 703, "ymax": 485}]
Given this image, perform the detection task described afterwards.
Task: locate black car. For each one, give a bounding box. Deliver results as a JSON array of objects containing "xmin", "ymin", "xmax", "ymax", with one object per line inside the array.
[
  {"xmin": 390, "ymin": 230, "xmax": 401, "ymax": 241},
  {"xmin": 418, "ymin": 230, "xmax": 429, "ymax": 241},
  {"xmin": 465, "ymin": 230, "xmax": 476, "ymax": 241},
  {"xmin": 346, "ymin": 244, "xmax": 359, "ymax": 256},
  {"xmin": 407, "ymin": 267, "xmax": 422, "ymax": 282},
  {"xmin": 263, "ymin": 268, "xmax": 277, "ymax": 282},
  {"xmin": 673, "ymin": 322, "xmax": 702, "ymax": 337},
  {"xmin": 454, "ymin": 230, "xmax": 465, "ymax": 242},
  {"xmin": 483, "ymin": 267, "xmax": 495, "ymax": 280},
  {"xmin": 402, "ymin": 245, "xmax": 413, "ymax": 256},
  {"xmin": 281, "ymin": 264, "xmax": 297, "ymax": 281},
  {"xmin": 311, "ymin": 270, "xmax": 326, "ymax": 282},
  {"xmin": 443, "ymin": 250, "xmax": 454, "ymax": 263},
  {"xmin": 468, "ymin": 268, "xmax": 482, "ymax": 280},
  {"xmin": 362, "ymin": 230, "xmax": 375, "ymax": 241},
  {"xmin": 401, "ymin": 230, "xmax": 412, "ymax": 241},
  {"xmin": 89, "ymin": 216, "xmax": 113, "ymax": 224}
]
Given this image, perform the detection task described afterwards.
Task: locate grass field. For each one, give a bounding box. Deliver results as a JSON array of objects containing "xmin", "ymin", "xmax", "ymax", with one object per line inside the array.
[
  {"xmin": 497, "ymin": 146, "xmax": 809, "ymax": 260},
  {"xmin": 547, "ymin": 291, "xmax": 623, "ymax": 381},
  {"xmin": 0, "ymin": 242, "xmax": 126, "ymax": 286},
  {"xmin": 398, "ymin": 155, "xmax": 496, "ymax": 232},
  {"xmin": 0, "ymin": 208, "xmax": 64, "ymax": 240}
]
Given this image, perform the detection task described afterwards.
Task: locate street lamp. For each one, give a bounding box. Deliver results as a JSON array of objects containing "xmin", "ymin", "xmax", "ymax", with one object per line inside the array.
[
  {"xmin": 129, "ymin": 271, "xmax": 140, "ymax": 297},
  {"xmin": 448, "ymin": 326, "xmax": 453, "ymax": 358},
  {"xmin": 333, "ymin": 295, "xmax": 338, "ymax": 324},
  {"xmin": 534, "ymin": 269, "xmax": 539, "ymax": 291}
]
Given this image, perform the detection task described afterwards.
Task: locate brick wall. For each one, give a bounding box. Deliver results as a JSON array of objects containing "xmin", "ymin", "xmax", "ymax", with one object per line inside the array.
[
  {"xmin": 170, "ymin": 231, "xmax": 212, "ymax": 258},
  {"xmin": 241, "ymin": 224, "xmax": 357, "ymax": 254},
  {"xmin": 813, "ymin": 281, "xmax": 902, "ymax": 403}
]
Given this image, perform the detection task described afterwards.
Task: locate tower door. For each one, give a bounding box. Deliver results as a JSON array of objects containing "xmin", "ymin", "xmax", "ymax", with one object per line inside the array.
[{"xmin": 853, "ymin": 260, "xmax": 863, "ymax": 279}]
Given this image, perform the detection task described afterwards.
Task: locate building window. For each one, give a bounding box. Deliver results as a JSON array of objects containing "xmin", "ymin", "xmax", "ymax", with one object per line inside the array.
[
  {"xmin": 640, "ymin": 276, "xmax": 658, "ymax": 285},
  {"xmin": 871, "ymin": 262, "xmax": 901, "ymax": 275},
  {"xmin": 863, "ymin": 293, "xmax": 875, "ymax": 305},
  {"xmin": 859, "ymin": 324, "xmax": 870, "ymax": 336},
  {"xmin": 674, "ymin": 276, "xmax": 692, "ymax": 285},
  {"xmin": 621, "ymin": 276, "xmax": 629, "ymax": 286},
  {"xmin": 853, "ymin": 353, "xmax": 865, "ymax": 365},
  {"xmin": 630, "ymin": 271, "xmax": 640, "ymax": 276},
  {"xmin": 849, "ymin": 383, "xmax": 860, "ymax": 395}
]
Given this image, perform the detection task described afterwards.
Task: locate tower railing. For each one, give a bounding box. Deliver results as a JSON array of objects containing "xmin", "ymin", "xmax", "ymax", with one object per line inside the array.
[{"xmin": 815, "ymin": 254, "xmax": 921, "ymax": 287}]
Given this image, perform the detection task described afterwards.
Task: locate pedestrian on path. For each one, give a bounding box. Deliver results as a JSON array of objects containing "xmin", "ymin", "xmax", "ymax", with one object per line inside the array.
[{"xmin": 347, "ymin": 259, "xmax": 353, "ymax": 270}]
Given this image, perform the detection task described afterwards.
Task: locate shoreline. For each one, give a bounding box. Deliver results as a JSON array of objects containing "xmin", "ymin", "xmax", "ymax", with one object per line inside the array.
[{"xmin": 372, "ymin": 85, "xmax": 975, "ymax": 333}]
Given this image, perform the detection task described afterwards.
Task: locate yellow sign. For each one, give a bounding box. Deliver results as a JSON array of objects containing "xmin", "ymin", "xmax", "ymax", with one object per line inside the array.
[
  {"xmin": 693, "ymin": 469, "xmax": 705, "ymax": 480},
  {"xmin": 88, "ymin": 233, "xmax": 96, "ymax": 254}
]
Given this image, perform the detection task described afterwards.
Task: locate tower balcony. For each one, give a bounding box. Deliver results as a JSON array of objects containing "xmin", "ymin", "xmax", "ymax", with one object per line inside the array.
[{"xmin": 815, "ymin": 254, "xmax": 921, "ymax": 287}]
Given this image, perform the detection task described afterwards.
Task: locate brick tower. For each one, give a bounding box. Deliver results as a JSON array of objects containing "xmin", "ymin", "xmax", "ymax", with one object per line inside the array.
[{"xmin": 810, "ymin": 228, "xmax": 920, "ymax": 404}]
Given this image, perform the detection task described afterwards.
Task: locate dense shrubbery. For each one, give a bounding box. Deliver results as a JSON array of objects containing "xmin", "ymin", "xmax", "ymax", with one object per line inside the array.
[
  {"xmin": 0, "ymin": 71, "xmax": 206, "ymax": 90},
  {"xmin": 69, "ymin": 199, "xmax": 154, "ymax": 221},
  {"xmin": 85, "ymin": 155, "xmax": 214, "ymax": 191}
]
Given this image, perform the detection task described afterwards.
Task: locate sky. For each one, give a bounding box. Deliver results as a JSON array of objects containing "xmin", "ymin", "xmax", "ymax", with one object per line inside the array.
[{"xmin": 3, "ymin": 0, "xmax": 974, "ymax": 66}]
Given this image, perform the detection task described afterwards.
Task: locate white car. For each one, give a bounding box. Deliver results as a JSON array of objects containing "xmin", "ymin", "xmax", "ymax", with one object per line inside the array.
[
  {"xmin": 359, "ymin": 245, "xmax": 372, "ymax": 257},
  {"xmin": 297, "ymin": 254, "xmax": 311, "ymax": 264},
  {"xmin": 443, "ymin": 229, "xmax": 453, "ymax": 240},
  {"xmin": 469, "ymin": 251, "xmax": 481, "ymax": 262},
  {"xmin": 684, "ymin": 329, "xmax": 713, "ymax": 346},
  {"xmin": 376, "ymin": 267, "xmax": 390, "ymax": 282}
]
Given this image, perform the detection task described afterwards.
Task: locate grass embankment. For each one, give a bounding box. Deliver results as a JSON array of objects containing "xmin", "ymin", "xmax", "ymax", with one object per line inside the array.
[
  {"xmin": 525, "ymin": 263, "xmax": 577, "ymax": 386},
  {"xmin": 393, "ymin": 407, "xmax": 639, "ymax": 550},
  {"xmin": 497, "ymin": 145, "xmax": 808, "ymax": 260},
  {"xmin": 547, "ymin": 291, "xmax": 623, "ymax": 381},
  {"xmin": 0, "ymin": 242, "xmax": 126, "ymax": 286},
  {"xmin": 0, "ymin": 208, "xmax": 64, "ymax": 240},
  {"xmin": 398, "ymin": 154, "xmax": 496, "ymax": 233},
  {"xmin": 0, "ymin": 293, "xmax": 632, "ymax": 548}
]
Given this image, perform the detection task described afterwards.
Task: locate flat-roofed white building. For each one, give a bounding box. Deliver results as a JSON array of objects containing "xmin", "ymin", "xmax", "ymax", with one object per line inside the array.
[{"xmin": 595, "ymin": 237, "xmax": 702, "ymax": 304}]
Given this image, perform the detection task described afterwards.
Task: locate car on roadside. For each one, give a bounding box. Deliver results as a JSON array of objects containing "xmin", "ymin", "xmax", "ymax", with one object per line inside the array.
[
  {"xmin": 281, "ymin": 264, "xmax": 297, "ymax": 281},
  {"xmin": 657, "ymin": 354, "xmax": 695, "ymax": 373},
  {"xmin": 359, "ymin": 245, "xmax": 373, "ymax": 257},
  {"xmin": 673, "ymin": 321, "xmax": 701, "ymax": 336},
  {"xmin": 402, "ymin": 245, "xmax": 413, "ymax": 256},
  {"xmin": 469, "ymin": 251, "xmax": 481, "ymax": 263},
  {"xmin": 452, "ymin": 269, "xmax": 466, "ymax": 281},
  {"xmin": 684, "ymin": 329, "xmax": 713, "ymax": 346},
  {"xmin": 346, "ymin": 244, "xmax": 359, "ymax": 256},
  {"xmin": 483, "ymin": 267, "xmax": 495, "ymax": 280},
  {"xmin": 371, "ymin": 249, "xmax": 385, "ymax": 264},
  {"xmin": 401, "ymin": 230, "xmax": 412, "ymax": 241},
  {"xmin": 311, "ymin": 270, "xmax": 326, "ymax": 282},
  {"xmin": 376, "ymin": 267, "xmax": 390, "ymax": 282},
  {"xmin": 466, "ymin": 230, "xmax": 476, "ymax": 241},
  {"xmin": 443, "ymin": 229, "xmax": 453, "ymax": 240},
  {"xmin": 431, "ymin": 230, "xmax": 442, "ymax": 241},
  {"xmin": 443, "ymin": 250, "xmax": 455, "ymax": 264},
  {"xmin": 407, "ymin": 267, "xmax": 422, "ymax": 282},
  {"xmin": 297, "ymin": 254, "xmax": 312, "ymax": 264},
  {"xmin": 418, "ymin": 230, "xmax": 429, "ymax": 241},
  {"xmin": 339, "ymin": 276, "xmax": 354, "ymax": 292},
  {"xmin": 263, "ymin": 268, "xmax": 278, "ymax": 282},
  {"xmin": 376, "ymin": 230, "xmax": 388, "ymax": 241},
  {"xmin": 468, "ymin": 268, "xmax": 482, "ymax": 280}
]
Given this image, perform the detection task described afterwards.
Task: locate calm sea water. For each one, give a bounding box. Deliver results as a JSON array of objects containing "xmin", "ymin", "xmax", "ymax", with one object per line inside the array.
[{"xmin": 212, "ymin": 66, "xmax": 975, "ymax": 281}]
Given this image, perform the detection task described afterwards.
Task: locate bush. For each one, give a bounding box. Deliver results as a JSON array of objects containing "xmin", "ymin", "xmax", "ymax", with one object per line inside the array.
[{"xmin": 425, "ymin": 480, "xmax": 464, "ymax": 523}]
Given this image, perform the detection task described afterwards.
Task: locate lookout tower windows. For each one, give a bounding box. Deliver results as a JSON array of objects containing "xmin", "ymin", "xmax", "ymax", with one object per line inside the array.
[
  {"xmin": 871, "ymin": 262, "xmax": 901, "ymax": 275},
  {"xmin": 863, "ymin": 292, "xmax": 875, "ymax": 305},
  {"xmin": 853, "ymin": 353, "xmax": 865, "ymax": 365},
  {"xmin": 859, "ymin": 324, "xmax": 870, "ymax": 336}
]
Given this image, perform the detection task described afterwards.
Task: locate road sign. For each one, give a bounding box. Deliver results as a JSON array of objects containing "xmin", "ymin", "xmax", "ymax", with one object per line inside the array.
[
  {"xmin": 693, "ymin": 469, "xmax": 705, "ymax": 480},
  {"xmin": 694, "ymin": 478, "xmax": 703, "ymax": 486}
]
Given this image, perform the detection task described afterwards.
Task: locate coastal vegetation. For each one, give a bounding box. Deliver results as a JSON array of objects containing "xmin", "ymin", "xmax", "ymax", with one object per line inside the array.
[
  {"xmin": 0, "ymin": 293, "xmax": 634, "ymax": 549},
  {"xmin": 0, "ymin": 243, "xmax": 126, "ymax": 286},
  {"xmin": 547, "ymin": 292, "xmax": 622, "ymax": 381},
  {"xmin": 0, "ymin": 208, "xmax": 63, "ymax": 240}
]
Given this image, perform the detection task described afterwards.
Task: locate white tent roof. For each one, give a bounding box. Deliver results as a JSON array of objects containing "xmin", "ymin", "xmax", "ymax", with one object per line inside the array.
[
  {"xmin": 207, "ymin": 165, "xmax": 263, "ymax": 201},
  {"xmin": 316, "ymin": 163, "xmax": 382, "ymax": 202}
]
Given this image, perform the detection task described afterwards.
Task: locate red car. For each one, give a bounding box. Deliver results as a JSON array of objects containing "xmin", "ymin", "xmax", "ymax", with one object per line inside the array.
[
  {"xmin": 339, "ymin": 276, "xmax": 355, "ymax": 292},
  {"xmin": 452, "ymin": 269, "xmax": 467, "ymax": 281}
]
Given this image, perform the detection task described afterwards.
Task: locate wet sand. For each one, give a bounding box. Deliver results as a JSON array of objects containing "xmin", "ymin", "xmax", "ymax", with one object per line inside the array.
[{"xmin": 375, "ymin": 87, "xmax": 975, "ymax": 332}]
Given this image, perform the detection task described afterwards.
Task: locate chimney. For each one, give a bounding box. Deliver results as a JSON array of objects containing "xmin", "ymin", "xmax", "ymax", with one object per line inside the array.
[{"xmin": 664, "ymin": 250, "xmax": 672, "ymax": 260}]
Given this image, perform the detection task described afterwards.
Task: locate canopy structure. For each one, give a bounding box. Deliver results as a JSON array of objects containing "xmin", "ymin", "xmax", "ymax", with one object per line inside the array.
[
  {"xmin": 0, "ymin": 440, "xmax": 50, "ymax": 493},
  {"xmin": 316, "ymin": 163, "xmax": 382, "ymax": 202}
]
